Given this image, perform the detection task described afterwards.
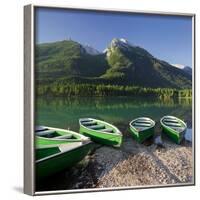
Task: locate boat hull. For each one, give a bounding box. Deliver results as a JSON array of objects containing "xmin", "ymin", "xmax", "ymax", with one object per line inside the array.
[
  {"xmin": 161, "ymin": 124, "xmax": 185, "ymax": 144},
  {"xmin": 36, "ymin": 141, "xmax": 92, "ymax": 180},
  {"xmin": 79, "ymin": 126, "xmax": 122, "ymax": 147},
  {"xmin": 129, "ymin": 126, "xmax": 154, "ymax": 143},
  {"xmin": 160, "ymin": 116, "xmax": 187, "ymax": 144}
]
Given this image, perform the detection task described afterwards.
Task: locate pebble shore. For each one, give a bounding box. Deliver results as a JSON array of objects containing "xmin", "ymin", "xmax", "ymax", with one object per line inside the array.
[
  {"xmin": 37, "ymin": 132, "xmax": 193, "ymax": 191},
  {"xmin": 71, "ymin": 136, "xmax": 193, "ymax": 189}
]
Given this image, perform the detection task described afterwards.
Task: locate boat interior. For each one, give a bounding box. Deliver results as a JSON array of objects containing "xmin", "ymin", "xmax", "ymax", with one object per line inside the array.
[
  {"xmin": 35, "ymin": 126, "xmax": 77, "ymax": 139},
  {"xmin": 80, "ymin": 119, "xmax": 114, "ymax": 133},
  {"xmin": 131, "ymin": 118, "xmax": 154, "ymax": 131},
  {"xmin": 36, "ymin": 146, "xmax": 61, "ymax": 160},
  {"xmin": 162, "ymin": 117, "xmax": 185, "ymax": 132},
  {"xmin": 162, "ymin": 117, "xmax": 182, "ymax": 126},
  {"xmin": 36, "ymin": 141, "xmax": 84, "ymax": 160}
]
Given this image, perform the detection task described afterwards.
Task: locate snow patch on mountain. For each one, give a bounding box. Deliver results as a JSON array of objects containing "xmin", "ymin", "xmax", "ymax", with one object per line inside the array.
[
  {"xmin": 171, "ymin": 64, "xmax": 192, "ymax": 75},
  {"xmin": 171, "ymin": 64, "xmax": 185, "ymax": 69},
  {"xmin": 103, "ymin": 48, "xmax": 108, "ymax": 54},
  {"xmin": 104, "ymin": 38, "xmax": 134, "ymax": 56},
  {"xmin": 110, "ymin": 38, "xmax": 134, "ymax": 50}
]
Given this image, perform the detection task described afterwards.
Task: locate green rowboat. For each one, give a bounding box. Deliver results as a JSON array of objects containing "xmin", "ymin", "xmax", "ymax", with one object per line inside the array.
[
  {"xmin": 160, "ymin": 116, "xmax": 187, "ymax": 144},
  {"xmin": 35, "ymin": 126, "xmax": 92, "ymax": 179},
  {"xmin": 79, "ymin": 118, "xmax": 122, "ymax": 147},
  {"xmin": 129, "ymin": 117, "xmax": 155, "ymax": 143}
]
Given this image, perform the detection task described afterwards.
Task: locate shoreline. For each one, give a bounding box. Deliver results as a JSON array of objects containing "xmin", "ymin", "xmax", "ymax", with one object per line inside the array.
[{"xmin": 36, "ymin": 132, "xmax": 193, "ymax": 191}]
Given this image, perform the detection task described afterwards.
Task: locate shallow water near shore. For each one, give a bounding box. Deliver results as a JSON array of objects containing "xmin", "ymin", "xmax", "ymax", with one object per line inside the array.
[
  {"xmin": 36, "ymin": 96, "xmax": 192, "ymax": 130},
  {"xmin": 35, "ymin": 96, "xmax": 193, "ymax": 191}
]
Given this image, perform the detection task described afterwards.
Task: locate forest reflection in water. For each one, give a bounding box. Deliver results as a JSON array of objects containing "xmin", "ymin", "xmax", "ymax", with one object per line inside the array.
[{"xmin": 35, "ymin": 96, "xmax": 192, "ymax": 132}]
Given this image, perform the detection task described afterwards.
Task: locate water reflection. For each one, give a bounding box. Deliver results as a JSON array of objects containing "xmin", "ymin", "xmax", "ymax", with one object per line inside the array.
[{"xmin": 35, "ymin": 96, "xmax": 192, "ymax": 134}]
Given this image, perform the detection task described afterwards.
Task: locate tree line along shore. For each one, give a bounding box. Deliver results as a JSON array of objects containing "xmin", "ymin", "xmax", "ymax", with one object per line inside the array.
[{"xmin": 36, "ymin": 83, "xmax": 192, "ymax": 98}]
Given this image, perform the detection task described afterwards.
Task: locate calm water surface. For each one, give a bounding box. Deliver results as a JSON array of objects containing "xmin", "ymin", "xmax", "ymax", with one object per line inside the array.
[{"xmin": 35, "ymin": 96, "xmax": 192, "ymax": 141}]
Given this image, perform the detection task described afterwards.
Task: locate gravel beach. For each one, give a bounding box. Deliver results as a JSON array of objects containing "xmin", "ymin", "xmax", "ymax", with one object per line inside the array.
[
  {"xmin": 71, "ymin": 137, "xmax": 192, "ymax": 189},
  {"xmin": 37, "ymin": 129, "xmax": 193, "ymax": 191}
]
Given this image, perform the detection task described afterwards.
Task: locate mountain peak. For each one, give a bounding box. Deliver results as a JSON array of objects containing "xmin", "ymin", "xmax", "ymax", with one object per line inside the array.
[
  {"xmin": 103, "ymin": 38, "xmax": 133, "ymax": 54},
  {"xmin": 105, "ymin": 38, "xmax": 154, "ymax": 59},
  {"xmin": 110, "ymin": 38, "xmax": 133, "ymax": 48}
]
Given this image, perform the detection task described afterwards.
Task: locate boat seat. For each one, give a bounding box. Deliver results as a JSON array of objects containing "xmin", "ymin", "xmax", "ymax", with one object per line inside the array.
[
  {"xmin": 36, "ymin": 130, "xmax": 56, "ymax": 137},
  {"xmin": 164, "ymin": 122, "xmax": 181, "ymax": 127},
  {"xmin": 135, "ymin": 121, "xmax": 152, "ymax": 125},
  {"xmin": 136, "ymin": 120, "xmax": 151, "ymax": 123},
  {"xmin": 164, "ymin": 117, "xmax": 176, "ymax": 120},
  {"xmin": 133, "ymin": 122, "xmax": 152, "ymax": 127},
  {"xmin": 82, "ymin": 121, "xmax": 97, "ymax": 126},
  {"xmin": 54, "ymin": 134, "xmax": 73, "ymax": 139},
  {"xmin": 101, "ymin": 128, "xmax": 113, "ymax": 133},
  {"xmin": 163, "ymin": 120, "xmax": 179, "ymax": 123},
  {"xmin": 35, "ymin": 126, "xmax": 48, "ymax": 132},
  {"xmin": 80, "ymin": 119, "xmax": 93, "ymax": 123},
  {"xmin": 88, "ymin": 124, "xmax": 105, "ymax": 130}
]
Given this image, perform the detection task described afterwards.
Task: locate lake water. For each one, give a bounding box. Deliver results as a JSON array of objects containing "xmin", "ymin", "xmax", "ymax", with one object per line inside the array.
[{"xmin": 35, "ymin": 96, "xmax": 192, "ymax": 142}]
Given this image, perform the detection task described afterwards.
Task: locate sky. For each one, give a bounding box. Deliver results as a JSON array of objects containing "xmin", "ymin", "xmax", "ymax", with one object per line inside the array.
[{"xmin": 35, "ymin": 7, "xmax": 193, "ymax": 67}]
